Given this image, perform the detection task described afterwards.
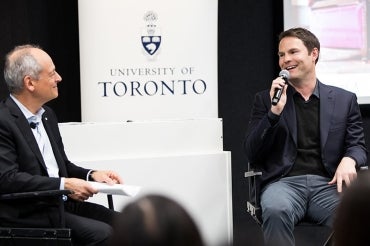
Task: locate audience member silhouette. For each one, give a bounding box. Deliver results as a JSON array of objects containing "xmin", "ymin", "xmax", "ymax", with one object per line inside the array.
[
  {"xmin": 333, "ymin": 171, "xmax": 370, "ymax": 246},
  {"xmin": 109, "ymin": 194, "xmax": 204, "ymax": 246}
]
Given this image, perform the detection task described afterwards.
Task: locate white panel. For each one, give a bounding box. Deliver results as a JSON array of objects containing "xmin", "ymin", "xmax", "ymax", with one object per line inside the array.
[
  {"xmin": 78, "ymin": 0, "xmax": 218, "ymax": 121},
  {"xmin": 59, "ymin": 121, "xmax": 233, "ymax": 245},
  {"xmin": 77, "ymin": 153, "xmax": 233, "ymax": 246},
  {"xmin": 59, "ymin": 118, "xmax": 223, "ymax": 161}
]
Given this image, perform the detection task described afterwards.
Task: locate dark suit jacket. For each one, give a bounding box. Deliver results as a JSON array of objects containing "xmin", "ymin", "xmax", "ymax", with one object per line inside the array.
[
  {"xmin": 0, "ymin": 97, "xmax": 90, "ymax": 226},
  {"xmin": 244, "ymin": 80, "xmax": 368, "ymax": 190}
]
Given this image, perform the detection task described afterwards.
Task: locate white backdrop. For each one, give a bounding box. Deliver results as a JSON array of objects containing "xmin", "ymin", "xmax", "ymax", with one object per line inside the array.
[
  {"xmin": 78, "ymin": 0, "xmax": 218, "ymax": 121},
  {"xmin": 76, "ymin": 2, "xmax": 230, "ymax": 245},
  {"xmin": 59, "ymin": 120, "xmax": 233, "ymax": 246}
]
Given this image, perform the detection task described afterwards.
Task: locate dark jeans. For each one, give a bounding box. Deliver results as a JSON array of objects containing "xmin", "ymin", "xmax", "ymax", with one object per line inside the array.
[{"xmin": 260, "ymin": 175, "xmax": 340, "ymax": 246}]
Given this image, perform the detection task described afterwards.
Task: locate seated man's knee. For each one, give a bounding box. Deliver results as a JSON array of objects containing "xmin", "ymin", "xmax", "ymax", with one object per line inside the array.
[
  {"xmin": 262, "ymin": 203, "xmax": 294, "ymax": 226},
  {"xmin": 73, "ymin": 221, "xmax": 113, "ymax": 245}
]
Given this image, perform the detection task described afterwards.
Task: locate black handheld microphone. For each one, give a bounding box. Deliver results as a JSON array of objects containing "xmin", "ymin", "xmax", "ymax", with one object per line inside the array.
[{"xmin": 271, "ymin": 69, "xmax": 290, "ymax": 106}]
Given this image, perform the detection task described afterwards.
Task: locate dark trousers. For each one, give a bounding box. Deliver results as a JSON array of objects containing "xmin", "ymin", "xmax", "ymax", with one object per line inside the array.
[{"xmin": 65, "ymin": 200, "xmax": 120, "ymax": 246}]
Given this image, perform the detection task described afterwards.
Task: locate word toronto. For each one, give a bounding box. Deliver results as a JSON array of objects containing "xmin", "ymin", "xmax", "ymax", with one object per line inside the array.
[
  {"xmin": 98, "ymin": 79, "xmax": 207, "ymax": 97},
  {"xmin": 97, "ymin": 67, "xmax": 207, "ymax": 97}
]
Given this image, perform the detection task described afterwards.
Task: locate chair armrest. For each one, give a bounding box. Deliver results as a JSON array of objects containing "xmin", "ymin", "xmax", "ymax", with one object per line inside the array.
[
  {"xmin": 0, "ymin": 189, "xmax": 72, "ymax": 200},
  {"xmin": 244, "ymin": 170, "xmax": 262, "ymax": 178},
  {"xmin": 360, "ymin": 166, "xmax": 368, "ymax": 171}
]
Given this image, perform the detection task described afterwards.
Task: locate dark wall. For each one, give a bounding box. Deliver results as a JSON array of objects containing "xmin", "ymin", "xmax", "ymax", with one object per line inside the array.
[
  {"xmin": 217, "ymin": 1, "xmax": 284, "ymax": 244},
  {"xmin": 0, "ymin": 0, "xmax": 81, "ymax": 122},
  {"xmin": 0, "ymin": 1, "xmax": 369, "ymax": 245}
]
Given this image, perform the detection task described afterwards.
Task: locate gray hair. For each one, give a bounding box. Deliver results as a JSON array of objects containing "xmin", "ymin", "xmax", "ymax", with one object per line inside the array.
[{"xmin": 4, "ymin": 44, "xmax": 43, "ymax": 94}]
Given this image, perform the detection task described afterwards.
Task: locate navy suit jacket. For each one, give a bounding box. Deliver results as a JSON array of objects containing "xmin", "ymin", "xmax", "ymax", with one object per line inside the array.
[
  {"xmin": 0, "ymin": 97, "xmax": 90, "ymax": 226},
  {"xmin": 244, "ymin": 81, "xmax": 368, "ymax": 190}
]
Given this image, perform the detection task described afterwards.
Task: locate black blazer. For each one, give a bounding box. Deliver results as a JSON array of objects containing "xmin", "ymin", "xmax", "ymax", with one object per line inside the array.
[
  {"xmin": 0, "ymin": 97, "xmax": 90, "ymax": 226},
  {"xmin": 244, "ymin": 81, "xmax": 368, "ymax": 190}
]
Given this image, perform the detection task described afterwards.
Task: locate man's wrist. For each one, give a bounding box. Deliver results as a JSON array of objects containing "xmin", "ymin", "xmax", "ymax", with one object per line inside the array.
[
  {"xmin": 87, "ymin": 170, "xmax": 96, "ymax": 181},
  {"xmin": 268, "ymin": 110, "xmax": 280, "ymax": 126}
]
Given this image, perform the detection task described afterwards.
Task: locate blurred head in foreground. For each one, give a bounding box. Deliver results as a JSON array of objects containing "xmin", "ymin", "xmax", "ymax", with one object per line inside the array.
[
  {"xmin": 109, "ymin": 194, "xmax": 204, "ymax": 246},
  {"xmin": 333, "ymin": 170, "xmax": 370, "ymax": 246}
]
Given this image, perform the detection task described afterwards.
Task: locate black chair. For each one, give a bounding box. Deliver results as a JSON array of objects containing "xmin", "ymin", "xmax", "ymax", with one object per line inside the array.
[
  {"xmin": 0, "ymin": 189, "xmax": 72, "ymax": 245},
  {"xmin": 244, "ymin": 163, "xmax": 333, "ymax": 246},
  {"xmin": 0, "ymin": 190, "xmax": 115, "ymax": 246}
]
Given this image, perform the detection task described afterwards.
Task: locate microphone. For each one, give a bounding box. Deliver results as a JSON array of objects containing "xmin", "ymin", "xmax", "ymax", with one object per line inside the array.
[
  {"xmin": 30, "ymin": 122, "xmax": 38, "ymax": 129},
  {"xmin": 271, "ymin": 69, "xmax": 290, "ymax": 106}
]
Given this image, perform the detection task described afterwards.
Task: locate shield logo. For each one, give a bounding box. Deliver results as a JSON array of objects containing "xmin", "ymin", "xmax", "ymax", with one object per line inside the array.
[{"xmin": 141, "ymin": 35, "xmax": 161, "ymax": 55}]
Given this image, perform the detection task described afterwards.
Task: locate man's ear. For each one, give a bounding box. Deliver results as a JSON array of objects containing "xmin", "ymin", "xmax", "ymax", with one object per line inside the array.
[
  {"xmin": 23, "ymin": 75, "xmax": 36, "ymax": 92},
  {"xmin": 311, "ymin": 47, "xmax": 319, "ymax": 62}
]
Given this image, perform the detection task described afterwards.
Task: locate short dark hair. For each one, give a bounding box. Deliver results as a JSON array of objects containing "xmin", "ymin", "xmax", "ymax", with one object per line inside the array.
[
  {"xmin": 279, "ymin": 27, "xmax": 320, "ymax": 64},
  {"xmin": 109, "ymin": 194, "xmax": 204, "ymax": 246}
]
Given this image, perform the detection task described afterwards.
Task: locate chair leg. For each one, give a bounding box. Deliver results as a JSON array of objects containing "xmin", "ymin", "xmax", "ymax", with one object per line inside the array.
[
  {"xmin": 323, "ymin": 231, "xmax": 334, "ymax": 246},
  {"xmin": 107, "ymin": 194, "xmax": 114, "ymax": 210}
]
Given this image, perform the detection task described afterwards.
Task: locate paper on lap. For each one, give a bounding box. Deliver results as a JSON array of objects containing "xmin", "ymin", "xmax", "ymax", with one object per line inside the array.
[{"xmin": 88, "ymin": 181, "xmax": 141, "ymax": 197}]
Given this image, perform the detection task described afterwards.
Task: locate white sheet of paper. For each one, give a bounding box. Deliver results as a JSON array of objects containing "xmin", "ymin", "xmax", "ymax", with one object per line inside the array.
[{"xmin": 88, "ymin": 181, "xmax": 141, "ymax": 197}]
